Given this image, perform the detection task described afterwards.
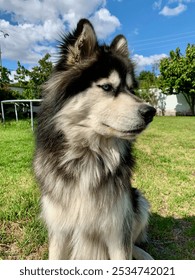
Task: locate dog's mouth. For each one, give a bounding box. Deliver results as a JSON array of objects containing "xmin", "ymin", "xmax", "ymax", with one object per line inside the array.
[
  {"xmin": 102, "ymin": 123, "xmax": 144, "ymax": 135},
  {"xmin": 121, "ymin": 128, "xmax": 144, "ymax": 134}
]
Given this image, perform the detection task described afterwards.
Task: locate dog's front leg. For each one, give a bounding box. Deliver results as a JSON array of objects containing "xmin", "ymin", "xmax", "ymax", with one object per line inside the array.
[
  {"xmin": 49, "ymin": 232, "xmax": 71, "ymax": 260},
  {"xmin": 106, "ymin": 231, "xmax": 132, "ymax": 260}
]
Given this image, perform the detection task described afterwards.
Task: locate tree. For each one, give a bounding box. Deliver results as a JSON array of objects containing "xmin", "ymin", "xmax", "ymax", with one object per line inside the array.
[
  {"xmin": 159, "ymin": 44, "xmax": 195, "ymax": 115},
  {"xmin": 0, "ymin": 66, "xmax": 12, "ymax": 88},
  {"xmin": 14, "ymin": 53, "xmax": 53, "ymax": 99},
  {"xmin": 0, "ymin": 66, "xmax": 20, "ymax": 102},
  {"xmin": 14, "ymin": 61, "xmax": 30, "ymax": 87},
  {"xmin": 138, "ymin": 70, "xmax": 157, "ymax": 87},
  {"xmin": 136, "ymin": 70, "xmax": 158, "ymax": 107}
]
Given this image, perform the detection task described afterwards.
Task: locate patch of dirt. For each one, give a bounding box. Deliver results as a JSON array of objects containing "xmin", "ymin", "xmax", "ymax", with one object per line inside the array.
[
  {"xmin": 0, "ymin": 221, "xmax": 23, "ymax": 259},
  {"xmin": 0, "ymin": 221, "xmax": 47, "ymax": 260}
]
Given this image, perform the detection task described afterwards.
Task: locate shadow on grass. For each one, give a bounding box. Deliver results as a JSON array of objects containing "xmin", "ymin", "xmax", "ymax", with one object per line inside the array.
[{"xmin": 146, "ymin": 213, "xmax": 195, "ymax": 260}]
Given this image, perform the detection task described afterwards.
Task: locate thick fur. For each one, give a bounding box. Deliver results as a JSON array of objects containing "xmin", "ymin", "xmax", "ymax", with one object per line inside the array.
[{"xmin": 34, "ymin": 19, "xmax": 156, "ymax": 260}]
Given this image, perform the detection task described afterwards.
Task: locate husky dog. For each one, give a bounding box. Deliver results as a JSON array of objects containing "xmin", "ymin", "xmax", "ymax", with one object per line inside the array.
[{"xmin": 34, "ymin": 19, "xmax": 156, "ymax": 260}]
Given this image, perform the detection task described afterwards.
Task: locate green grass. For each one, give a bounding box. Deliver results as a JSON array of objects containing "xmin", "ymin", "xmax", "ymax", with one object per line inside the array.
[
  {"xmin": 0, "ymin": 121, "xmax": 47, "ymax": 259},
  {"xmin": 134, "ymin": 116, "xmax": 195, "ymax": 259},
  {"xmin": 0, "ymin": 117, "xmax": 195, "ymax": 259}
]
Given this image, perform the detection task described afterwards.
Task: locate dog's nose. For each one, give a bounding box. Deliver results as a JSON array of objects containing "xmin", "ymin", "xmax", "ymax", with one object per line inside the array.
[{"xmin": 139, "ymin": 104, "xmax": 156, "ymax": 125}]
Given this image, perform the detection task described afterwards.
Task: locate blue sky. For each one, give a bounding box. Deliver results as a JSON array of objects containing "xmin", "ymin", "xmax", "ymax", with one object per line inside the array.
[{"xmin": 0, "ymin": 0, "xmax": 195, "ymax": 77}]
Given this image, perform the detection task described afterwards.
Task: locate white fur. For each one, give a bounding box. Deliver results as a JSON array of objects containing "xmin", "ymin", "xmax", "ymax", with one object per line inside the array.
[
  {"xmin": 34, "ymin": 20, "xmax": 155, "ymax": 260},
  {"xmin": 126, "ymin": 73, "xmax": 133, "ymax": 89},
  {"xmin": 96, "ymin": 70, "xmax": 120, "ymax": 88}
]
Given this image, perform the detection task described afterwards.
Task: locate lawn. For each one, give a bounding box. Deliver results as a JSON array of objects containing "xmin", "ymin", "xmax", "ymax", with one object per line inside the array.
[{"xmin": 0, "ymin": 117, "xmax": 195, "ymax": 260}]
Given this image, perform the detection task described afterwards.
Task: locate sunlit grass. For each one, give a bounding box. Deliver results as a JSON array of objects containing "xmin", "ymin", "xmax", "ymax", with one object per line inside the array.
[
  {"xmin": 0, "ymin": 117, "xmax": 194, "ymax": 259},
  {"xmin": 134, "ymin": 116, "xmax": 195, "ymax": 259}
]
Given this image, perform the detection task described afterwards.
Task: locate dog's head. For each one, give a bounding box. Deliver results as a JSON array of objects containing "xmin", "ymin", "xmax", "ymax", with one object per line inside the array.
[{"xmin": 46, "ymin": 19, "xmax": 156, "ymax": 141}]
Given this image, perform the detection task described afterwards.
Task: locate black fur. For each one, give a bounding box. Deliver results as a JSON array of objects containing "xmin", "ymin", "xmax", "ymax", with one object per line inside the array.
[{"xmin": 34, "ymin": 18, "xmax": 154, "ymax": 260}]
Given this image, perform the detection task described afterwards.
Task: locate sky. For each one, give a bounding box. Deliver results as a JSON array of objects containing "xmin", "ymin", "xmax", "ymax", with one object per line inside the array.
[{"xmin": 0, "ymin": 0, "xmax": 195, "ymax": 79}]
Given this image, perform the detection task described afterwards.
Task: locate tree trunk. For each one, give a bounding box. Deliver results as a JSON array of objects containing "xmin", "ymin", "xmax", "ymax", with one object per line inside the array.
[
  {"xmin": 182, "ymin": 93, "xmax": 195, "ymax": 116},
  {"xmin": 189, "ymin": 94, "xmax": 195, "ymax": 116}
]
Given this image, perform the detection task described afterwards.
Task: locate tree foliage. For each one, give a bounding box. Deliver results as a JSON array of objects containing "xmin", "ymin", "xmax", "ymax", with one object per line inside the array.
[
  {"xmin": 0, "ymin": 66, "xmax": 12, "ymax": 88},
  {"xmin": 159, "ymin": 44, "xmax": 195, "ymax": 115},
  {"xmin": 14, "ymin": 53, "xmax": 53, "ymax": 99},
  {"xmin": 138, "ymin": 70, "xmax": 157, "ymax": 88},
  {"xmin": 136, "ymin": 70, "xmax": 158, "ymax": 106},
  {"xmin": 0, "ymin": 66, "xmax": 16, "ymax": 102}
]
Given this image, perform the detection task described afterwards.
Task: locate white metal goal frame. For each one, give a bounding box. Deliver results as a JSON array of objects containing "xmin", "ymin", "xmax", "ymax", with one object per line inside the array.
[{"xmin": 0, "ymin": 99, "xmax": 42, "ymax": 131}]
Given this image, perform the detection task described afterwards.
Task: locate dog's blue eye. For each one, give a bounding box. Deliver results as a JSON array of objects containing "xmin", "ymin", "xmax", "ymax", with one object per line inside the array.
[{"xmin": 101, "ymin": 84, "xmax": 113, "ymax": 92}]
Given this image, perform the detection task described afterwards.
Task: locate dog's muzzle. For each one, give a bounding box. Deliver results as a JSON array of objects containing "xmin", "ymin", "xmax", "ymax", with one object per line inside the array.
[{"xmin": 139, "ymin": 104, "xmax": 156, "ymax": 125}]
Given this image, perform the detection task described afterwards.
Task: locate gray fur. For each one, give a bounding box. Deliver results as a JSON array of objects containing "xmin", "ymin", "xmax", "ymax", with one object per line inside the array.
[{"xmin": 34, "ymin": 19, "xmax": 155, "ymax": 260}]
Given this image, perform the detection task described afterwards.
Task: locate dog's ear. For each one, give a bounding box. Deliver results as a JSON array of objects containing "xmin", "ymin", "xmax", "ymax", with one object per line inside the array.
[
  {"xmin": 67, "ymin": 19, "xmax": 97, "ymax": 66},
  {"xmin": 110, "ymin": 35, "xmax": 129, "ymax": 58}
]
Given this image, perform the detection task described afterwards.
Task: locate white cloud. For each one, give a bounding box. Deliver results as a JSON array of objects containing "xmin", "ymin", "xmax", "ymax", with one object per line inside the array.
[
  {"xmin": 90, "ymin": 8, "xmax": 121, "ymax": 39},
  {"xmin": 133, "ymin": 28, "xmax": 139, "ymax": 36},
  {"xmin": 168, "ymin": 0, "xmax": 193, "ymax": 3},
  {"xmin": 133, "ymin": 53, "xmax": 168, "ymax": 72},
  {"xmin": 153, "ymin": 0, "xmax": 163, "ymax": 10},
  {"xmin": 0, "ymin": 0, "xmax": 107, "ymax": 24},
  {"xmin": 159, "ymin": 3, "xmax": 187, "ymax": 16},
  {"xmin": 0, "ymin": 0, "xmax": 120, "ymax": 66},
  {"xmin": 0, "ymin": 19, "xmax": 59, "ymax": 64},
  {"xmin": 153, "ymin": 0, "xmax": 193, "ymax": 16}
]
